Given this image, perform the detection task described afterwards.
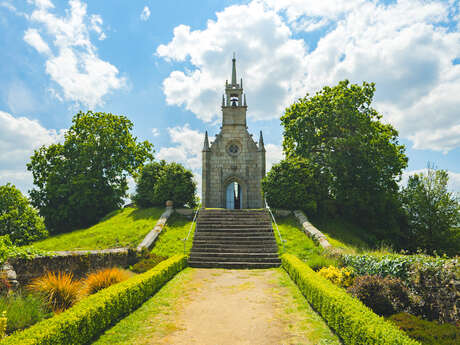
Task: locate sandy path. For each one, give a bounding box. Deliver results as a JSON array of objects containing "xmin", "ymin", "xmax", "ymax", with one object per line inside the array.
[{"xmin": 158, "ymin": 269, "xmax": 284, "ymax": 345}]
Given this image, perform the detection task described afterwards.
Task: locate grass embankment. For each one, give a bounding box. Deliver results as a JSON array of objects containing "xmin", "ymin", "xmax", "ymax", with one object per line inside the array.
[
  {"xmin": 28, "ymin": 207, "xmax": 164, "ymax": 251},
  {"xmin": 150, "ymin": 214, "xmax": 195, "ymax": 257}
]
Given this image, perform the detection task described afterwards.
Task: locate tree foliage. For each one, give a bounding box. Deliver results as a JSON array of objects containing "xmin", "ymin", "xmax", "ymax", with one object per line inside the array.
[
  {"xmin": 281, "ymin": 80, "xmax": 408, "ymax": 230},
  {"xmin": 133, "ymin": 161, "xmax": 197, "ymax": 208},
  {"xmin": 400, "ymin": 168, "xmax": 460, "ymax": 255},
  {"xmin": 27, "ymin": 111, "xmax": 153, "ymax": 233},
  {"xmin": 0, "ymin": 183, "xmax": 48, "ymax": 245},
  {"xmin": 262, "ymin": 157, "xmax": 328, "ymax": 214}
]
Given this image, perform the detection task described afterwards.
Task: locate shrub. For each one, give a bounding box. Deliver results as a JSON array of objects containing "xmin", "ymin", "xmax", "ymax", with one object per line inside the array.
[
  {"xmin": 306, "ymin": 254, "xmax": 339, "ymax": 271},
  {"xmin": 318, "ymin": 265, "xmax": 354, "ymax": 288},
  {"xmin": 282, "ymin": 254, "xmax": 420, "ymax": 345},
  {"xmin": 388, "ymin": 312, "xmax": 460, "ymax": 345},
  {"xmin": 134, "ymin": 161, "xmax": 197, "ymax": 208},
  {"xmin": 0, "ymin": 293, "xmax": 50, "ymax": 334},
  {"xmin": 81, "ymin": 268, "xmax": 132, "ymax": 295},
  {"xmin": 347, "ymin": 275, "xmax": 411, "ymax": 316},
  {"xmin": 0, "ymin": 184, "xmax": 48, "ymax": 245},
  {"xmin": 1, "ymin": 255, "xmax": 187, "ymax": 345},
  {"xmin": 130, "ymin": 253, "xmax": 167, "ymax": 273},
  {"xmin": 0, "ymin": 235, "xmax": 48, "ymax": 266},
  {"xmin": 262, "ymin": 157, "xmax": 329, "ymax": 215},
  {"xmin": 409, "ymin": 258, "xmax": 459, "ymax": 323},
  {"xmin": 28, "ymin": 272, "xmax": 80, "ymax": 312}
]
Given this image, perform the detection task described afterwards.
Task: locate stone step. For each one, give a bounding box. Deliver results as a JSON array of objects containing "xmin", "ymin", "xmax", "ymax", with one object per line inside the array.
[
  {"xmin": 191, "ymin": 246, "xmax": 278, "ymax": 253},
  {"xmin": 190, "ymin": 252, "xmax": 279, "ymax": 258},
  {"xmin": 193, "ymin": 239, "xmax": 277, "ymax": 245},
  {"xmin": 195, "ymin": 231, "xmax": 273, "ymax": 237},
  {"xmin": 193, "ymin": 235, "xmax": 275, "ymax": 241},
  {"xmin": 197, "ymin": 220, "xmax": 271, "ymax": 224},
  {"xmin": 196, "ymin": 226, "xmax": 272, "ymax": 231},
  {"xmin": 188, "ymin": 261, "xmax": 281, "ymax": 269}
]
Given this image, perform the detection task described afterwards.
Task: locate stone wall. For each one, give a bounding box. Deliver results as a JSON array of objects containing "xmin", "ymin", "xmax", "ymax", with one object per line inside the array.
[{"xmin": 9, "ymin": 248, "xmax": 138, "ymax": 286}]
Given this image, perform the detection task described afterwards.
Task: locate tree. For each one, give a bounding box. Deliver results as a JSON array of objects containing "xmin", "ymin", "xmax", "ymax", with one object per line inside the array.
[
  {"xmin": 261, "ymin": 157, "xmax": 329, "ymax": 215},
  {"xmin": 27, "ymin": 111, "xmax": 153, "ymax": 233},
  {"xmin": 400, "ymin": 168, "xmax": 460, "ymax": 255},
  {"xmin": 0, "ymin": 183, "xmax": 48, "ymax": 245},
  {"xmin": 281, "ymin": 80, "xmax": 408, "ymax": 231},
  {"xmin": 133, "ymin": 161, "xmax": 197, "ymax": 208}
]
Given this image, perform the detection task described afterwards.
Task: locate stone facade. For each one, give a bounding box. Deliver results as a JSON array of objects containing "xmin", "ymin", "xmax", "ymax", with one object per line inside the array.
[{"xmin": 202, "ymin": 56, "xmax": 266, "ymax": 209}]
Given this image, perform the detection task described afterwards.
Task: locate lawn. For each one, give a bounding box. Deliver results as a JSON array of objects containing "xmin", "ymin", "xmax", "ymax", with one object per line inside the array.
[
  {"xmin": 150, "ymin": 213, "xmax": 195, "ymax": 257},
  {"xmin": 27, "ymin": 206, "xmax": 164, "ymax": 251}
]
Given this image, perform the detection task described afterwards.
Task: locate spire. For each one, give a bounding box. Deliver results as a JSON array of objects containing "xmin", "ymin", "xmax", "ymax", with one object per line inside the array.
[
  {"xmin": 203, "ymin": 131, "xmax": 210, "ymax": 151},
  {"xmin": 231, "ymin": 53, "xmax": 237, "ymax": 85},
  {"xmin": 222, "ymin": 94, "xmax": 225, "ymax": 107},
  {"xmin": 259, "ymin": 131, "xmax": 265, "ymax": 151},
  {"xmin": 240, "ymin": 78, "xmax": 243, "ymax": 89},
  {"xmin": 244, "ymin": 94, "xmax": 247, "ymax": 106}
]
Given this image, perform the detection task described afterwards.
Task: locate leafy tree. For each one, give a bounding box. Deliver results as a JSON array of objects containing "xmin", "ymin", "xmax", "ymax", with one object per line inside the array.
[
  {"xmin": 281, "ymin": 80, "xmax": 408, "ymax": 231},
  {"xmin": 134, "ymin": 161, "xmax": 197, "ymax": 208},
  {"xmin": 27, "ymin": 111, "xmax": 153, "ymax": 233},
  {"xmin": 400, "ymin": 168, "xmax": 460, "ymax": 255},
  {"xmin": 0, "ymin": 183, "xmax": 48, "ymax": 245},
  {"xmin": 262, "ymin": 157, "xmax": 329, "ymax": 215}
]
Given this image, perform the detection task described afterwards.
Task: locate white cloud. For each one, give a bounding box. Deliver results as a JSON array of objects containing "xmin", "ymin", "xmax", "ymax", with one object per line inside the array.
[
  {"xmin": 156, "ymin": 1, "xmax": 309, "ymax": 123},
  {"xmin": 24, "ymin": 0, "xmax": 125, "ymax": 108},
  {"xmin": 151, "ymin": 128, "xmax": 160, "ymax": 137},
  {"xmin": 0, "ymin": 111, "xmax": 65, "ymax": 193},
  {"xmin": 265, "ymin": 143, "xmax": 283, "ymax": 171},
  {"xmin": 158, "ymin": 0, "xmax": 460, "ymax": 153},
  {"xmin": 24, "ymin": 28, "xmax": 51, "ymax": 54},
  {"xmin": 140, "ymin": 6, "xmax": 150, "ymax": 21}
]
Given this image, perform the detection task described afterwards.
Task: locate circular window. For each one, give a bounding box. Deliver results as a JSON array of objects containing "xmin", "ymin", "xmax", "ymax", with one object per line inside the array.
[{"xmin": 227, "ymin": 143, "xmax": 240, "ymax": 156}]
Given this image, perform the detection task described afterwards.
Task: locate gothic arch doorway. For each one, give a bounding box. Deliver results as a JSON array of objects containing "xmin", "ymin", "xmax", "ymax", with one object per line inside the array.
[{"xmin": 226, "ymin": 182, "xmax": 242, "ymax": 209}]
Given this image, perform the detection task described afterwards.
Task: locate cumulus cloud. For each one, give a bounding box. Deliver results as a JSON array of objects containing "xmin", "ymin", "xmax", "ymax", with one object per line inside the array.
[
  {"xmin": 151, "ymin": 128, "xmax": 160, "ymax": 137},
  {"xmin": 24, "ymin": 0, "xmax": 125, "ymax": 108},
  {"xmin": 0, "ymin": 111, "xmax": 65, "ymax": 193},
  {"xmin": 157, "ymin": 0, "xmax": 460, "ymax": 153},
  {"xmin": 265, "ymin": 143, "xmax": 283, "ymax": 171},
  {"xmin": 140, "ymin": 6, "xmax": 150, "ymax": 21}
]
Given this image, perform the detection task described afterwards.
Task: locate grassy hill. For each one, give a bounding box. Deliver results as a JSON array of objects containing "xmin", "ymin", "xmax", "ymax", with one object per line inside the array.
[{"xmin": 27, "ymin": 206, "xmax": 164, "ymax": 251}]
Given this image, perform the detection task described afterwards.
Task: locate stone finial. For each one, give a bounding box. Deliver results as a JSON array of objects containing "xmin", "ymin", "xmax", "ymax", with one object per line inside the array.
[
  {"xmin": 231, "ymin": 54, "xmax": 237, "ymax": 85},
  {"xmin": 166, "ymin": 200, "xmax": 173, "ymax": 207},
  {"xmin": 203, "ymin": 130, "xmax": 210, "ymax": 151},
  {"xmin": 222, "ymin": 94, "xmax": 225, "ymax": 107},
  {"xmin": 259, "ymin": 131, "xmax": 265, "ymax": 151},
  {"xmin": 240, "ymin": 78, "xmax": 243, "ymax": 89},
  {"xmin": 244, "ymin": 94, "xmax": 247, "ymax": 107}
]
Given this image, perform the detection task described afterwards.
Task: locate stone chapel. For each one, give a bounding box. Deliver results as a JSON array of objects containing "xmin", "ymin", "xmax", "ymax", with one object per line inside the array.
[{"xmin": 202, "ymin": 56, "xmax": 266, "ymax": 209}]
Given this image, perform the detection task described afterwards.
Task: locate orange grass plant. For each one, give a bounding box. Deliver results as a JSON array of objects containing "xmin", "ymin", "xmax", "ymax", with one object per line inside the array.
[
  {"xmin": 81, "ymin": 267, "xmax": 132, "ymax": 296},
  {"xmin": 28, "ymin": 271, "xmax": 80, "ymax": 312}
]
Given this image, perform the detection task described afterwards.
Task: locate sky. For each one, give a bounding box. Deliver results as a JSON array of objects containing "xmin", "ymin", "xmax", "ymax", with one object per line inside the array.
[{"xmin": 1, "ymin": 0, "xmax": 460, "ymax": 198}]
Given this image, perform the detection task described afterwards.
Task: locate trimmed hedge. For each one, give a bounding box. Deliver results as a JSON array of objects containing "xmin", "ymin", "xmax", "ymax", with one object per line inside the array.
[
  {"xmin": 282, "ymin": 254, "xmax": 420, "ymax": 345},
  {"xmin": 0, "ymin": 255, "xmax": 187, "ymax": 345}
]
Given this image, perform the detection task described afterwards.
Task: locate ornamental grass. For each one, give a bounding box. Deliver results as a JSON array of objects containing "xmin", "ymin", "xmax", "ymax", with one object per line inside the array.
[
  {"xmin": 81, "ymin": 267, "xmax": 132, "ymax": 296},
  {"xmin": 28, "ymin": 272, "xmax": 80, "ymax": 313}
]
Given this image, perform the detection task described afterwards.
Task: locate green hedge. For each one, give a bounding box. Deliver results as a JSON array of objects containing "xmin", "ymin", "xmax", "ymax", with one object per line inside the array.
[
  {"xmin": 281, "ymin": 254, "xmax": 420, "ymax": 345},
  {"xmin": 1, "ymin": 255, "xmax": 187, "ymax": 345}
]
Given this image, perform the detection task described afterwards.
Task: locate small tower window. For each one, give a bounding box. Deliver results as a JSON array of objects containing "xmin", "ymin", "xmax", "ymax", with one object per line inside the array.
[{"xmin": 230, "ymin": 95, "xmax": 238, "ymax": 106}]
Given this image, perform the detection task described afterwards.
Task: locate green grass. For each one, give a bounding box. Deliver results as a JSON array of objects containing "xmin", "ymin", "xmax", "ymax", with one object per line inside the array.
[
  {"xmin": 28, "ymin": 207, "xmax": 164, "ymax": 251},
  {"xmin": 150, "ymin": 213, "xmax": 195, "ymax": 257},
  {"xmin": 274, "ymin": 216, "xmax": 322, "ymax": 261},
  {"xmin": 310, "ymin": 216, "xmax": 378, "ymax": 252},
  {"xmin": 0, "ymin": 292, "xmax": 51, "ymax": 334}
]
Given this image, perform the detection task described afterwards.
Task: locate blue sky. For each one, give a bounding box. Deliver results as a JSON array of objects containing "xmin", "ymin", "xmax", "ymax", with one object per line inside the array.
[{"xmin": 1, "ymin": 0, "xmax": 459, "ymax": 197}]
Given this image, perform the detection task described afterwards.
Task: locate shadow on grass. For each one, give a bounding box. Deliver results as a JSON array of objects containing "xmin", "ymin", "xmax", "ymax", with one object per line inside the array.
[{"xmin": 127, "ymin": 206, "xmax": 164, "ymax": 221}]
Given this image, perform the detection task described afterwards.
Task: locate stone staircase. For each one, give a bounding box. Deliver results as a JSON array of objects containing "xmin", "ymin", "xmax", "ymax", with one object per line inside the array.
[{"xmin": 188, "ymin": 209, "xmax": 281, "ymax": 269}]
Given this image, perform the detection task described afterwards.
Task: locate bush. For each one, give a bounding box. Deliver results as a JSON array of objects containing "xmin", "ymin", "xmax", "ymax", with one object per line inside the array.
[
  {"xmin": 347, "ymin": 275, "xmax": 411, "ymax": 316},
  {"xmin": 0, "ymin": 235, "xmax": 48, "ymax": 265},
  {"xmin": 0, "ymin": 184, "xmax": 48, "ymax": 245},
  {"xmin": 409, "ymin": 258, "xmax": 459, "ymax": 323},
  {"xmin": 134, "ymin": 161, "xmax": 197, "ymax": 208},
  {"xmin": 0, "ymin": 293, "xmax": 50, "ymax": 334},
  {"xmin": 81, "ymin": 268, "xmax": 132, "ymax": 295},
  {"xmin": 130, "ymin": 253, "xmax": 167, "ymax": 273},
  {"xmin": 0, "ymin": 255, "xmax": 187, "ymax": 345},
  {"xmin": 0, "ymin": 312, "xmax": 5, "ymax": 339},
  {"xmin": 306, "ymin": 254, "xmax": 339, "ymax": 271},
  {"xmin": 388, "ymin": 312, "xmax": 460, "ymax": 345},
  {"xmin": 282, "ymin": 254, "xmax": 420, "ymax": 345},
  {"xmin": 28, "ymin": 272, "xmax": 80, "ymax": 312},
  {"xmin": 262, "ymin": 157, "xmax": 328, "ymax": 215},
  {"xmin": 318, "ymin": 265, "xmax": 355, "ymax": 288}
]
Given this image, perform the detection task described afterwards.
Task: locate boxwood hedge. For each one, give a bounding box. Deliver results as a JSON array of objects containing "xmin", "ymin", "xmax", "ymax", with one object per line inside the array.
[
  {"xmin": 282, "ymin": 254, "xmax": 420, "ymax": 345},
  {"xmin": 0, "ymin": 254, "xmax": 187, "ymax": 345}
]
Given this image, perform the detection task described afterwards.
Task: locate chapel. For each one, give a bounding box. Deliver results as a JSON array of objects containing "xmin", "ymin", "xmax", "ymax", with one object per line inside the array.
[{"xmin": 201, "ymin": 55, "xmax": 266, "ymax": 209}]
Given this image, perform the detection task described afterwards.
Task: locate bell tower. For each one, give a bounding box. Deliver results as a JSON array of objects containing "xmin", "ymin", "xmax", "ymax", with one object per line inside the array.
[{"xmin": 202, "ymin": 55, "xmax": 265, "ymax": 209}]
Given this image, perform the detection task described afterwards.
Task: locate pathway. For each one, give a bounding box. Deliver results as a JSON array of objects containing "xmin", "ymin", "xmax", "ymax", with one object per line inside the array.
[{"xmin": 93, "ymin": 268, "xmax": 341, "ymax": 345}]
